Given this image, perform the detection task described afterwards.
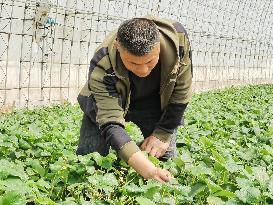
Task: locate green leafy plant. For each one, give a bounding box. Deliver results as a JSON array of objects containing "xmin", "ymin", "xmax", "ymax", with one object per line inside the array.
[{"xmin": 0, "ymin": 84, "xmax": 273, "ymax": 204}]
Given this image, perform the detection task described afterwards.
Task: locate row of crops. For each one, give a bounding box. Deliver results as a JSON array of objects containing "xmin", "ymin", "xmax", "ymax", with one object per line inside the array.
[{"xmin": 0, "ymin": 84, "xmax": 273, "ymax": 204}]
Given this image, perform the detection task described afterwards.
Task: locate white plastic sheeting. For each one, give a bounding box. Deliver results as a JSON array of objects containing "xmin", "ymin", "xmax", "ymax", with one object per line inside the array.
[{"xmin": 0, "ymin": 0, "xmax": 272, "ymax": 108}]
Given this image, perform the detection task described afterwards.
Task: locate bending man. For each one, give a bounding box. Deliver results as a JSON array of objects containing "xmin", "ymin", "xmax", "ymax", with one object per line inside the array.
[{"xmin": 77, "ymin": 16, "xmax": 192, "ymax": 183}]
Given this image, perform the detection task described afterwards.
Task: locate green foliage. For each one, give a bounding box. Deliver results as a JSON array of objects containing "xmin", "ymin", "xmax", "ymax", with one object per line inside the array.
[{"xmin": 0, "ymin": 84, "xmax": 273, "ymax": 204}]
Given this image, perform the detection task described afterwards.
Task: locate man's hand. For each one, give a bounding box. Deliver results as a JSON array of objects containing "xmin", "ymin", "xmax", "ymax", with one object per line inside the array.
[
  {"xmin": 128, "ymin": 151, "xmax": 173, "ymax": 183},
  {"xmin": 150, "ymin": 167, "xmax": 173, "ymax": 183},
  {"xmin": 140, "ymin": 135, "xmax": 170, "ymax": 158}
]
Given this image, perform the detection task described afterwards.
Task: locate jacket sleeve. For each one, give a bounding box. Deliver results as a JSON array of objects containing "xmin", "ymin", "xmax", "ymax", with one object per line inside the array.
[
  {"xmin": 152, "ymin": 33, "xmax": 193, "ymax": 143},
  {"xmin": 87, "ymin": 48, "xmax": 140, "ymax": 161}
]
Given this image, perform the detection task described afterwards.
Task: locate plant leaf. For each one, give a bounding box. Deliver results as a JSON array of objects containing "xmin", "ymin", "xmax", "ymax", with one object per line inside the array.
[
  {"xmin": 135, "ymin": 197, "xmax": 156, "ymax": 205},
  {"xmin": 207, "ymin": 196, "xmax": 224, "ymax": 205},
  {"xmin": 0, "ymin": 191, "xmax": 26, "ymax": 205}
]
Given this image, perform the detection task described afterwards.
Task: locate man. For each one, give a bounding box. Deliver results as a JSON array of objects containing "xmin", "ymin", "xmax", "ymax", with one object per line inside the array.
[{"xmin": 77, "ymin": 16, "xmax": 192, "ymax": 183}]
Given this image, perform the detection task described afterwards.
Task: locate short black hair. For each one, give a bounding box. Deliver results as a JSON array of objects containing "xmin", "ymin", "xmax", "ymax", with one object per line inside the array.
[{"xmin": 117, "ymin": 18, "xmax": 160, "ymax": 56}]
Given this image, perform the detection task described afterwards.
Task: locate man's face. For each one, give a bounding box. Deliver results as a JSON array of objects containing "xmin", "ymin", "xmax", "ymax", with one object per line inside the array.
[{"xmin": 117, "ymin": 43, "xmax": 160, "ymax": 78}]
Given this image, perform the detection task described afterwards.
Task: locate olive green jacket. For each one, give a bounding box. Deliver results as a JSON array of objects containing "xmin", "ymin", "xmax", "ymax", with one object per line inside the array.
[{"xmin": 78, "ymin": 16, "xmax": 192, "ymax": 161}]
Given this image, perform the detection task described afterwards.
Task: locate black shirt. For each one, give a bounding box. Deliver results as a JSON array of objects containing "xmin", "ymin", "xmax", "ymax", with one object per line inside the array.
[{"xmin": 128, "ymin": 62, "xmax": 161, "ymax": 111}]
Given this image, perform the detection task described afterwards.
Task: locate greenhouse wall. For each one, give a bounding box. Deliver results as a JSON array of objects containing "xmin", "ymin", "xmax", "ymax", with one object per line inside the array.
[{"xmin": 0, "ymin": 0, "xmax": 272, "ymax": 109}]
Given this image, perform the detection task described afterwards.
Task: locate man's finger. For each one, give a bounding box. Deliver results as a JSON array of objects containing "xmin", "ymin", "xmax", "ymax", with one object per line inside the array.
[
  {"xmin": 140, "ymin": 138, "xmax": 148, "ymax": 150},
  {"xmin": 154, "ymin": 175, "xmax": 165, "ymax": 183},
  {"xmin": 155, "ymin": 147, "xmax": 166, "ymax": 158},
  {"xmin": 145, "ymin": 143, "xmax": 153, "ymax": 153},
  {"xmin": 149, "ymin": 147, "xmax": 158, "ymax": 157},
  {"xmin": 155, "ymin": 150, "xmax": 162, "ymax": 158},
  {"xmin": 159, "ymin": 171, "xmax": 172, "ymax": 182}
]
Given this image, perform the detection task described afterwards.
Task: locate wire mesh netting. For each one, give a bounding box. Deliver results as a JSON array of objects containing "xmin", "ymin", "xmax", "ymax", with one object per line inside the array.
[{"xmin": 0, "ymin": 0, "xmax": 273, "ymax": 108}]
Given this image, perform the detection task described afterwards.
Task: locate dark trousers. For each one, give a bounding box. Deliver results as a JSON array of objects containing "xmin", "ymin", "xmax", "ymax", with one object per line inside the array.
[{"xmin": 76, "ymin": 109, "xmax": 178, "ymax": 161}]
